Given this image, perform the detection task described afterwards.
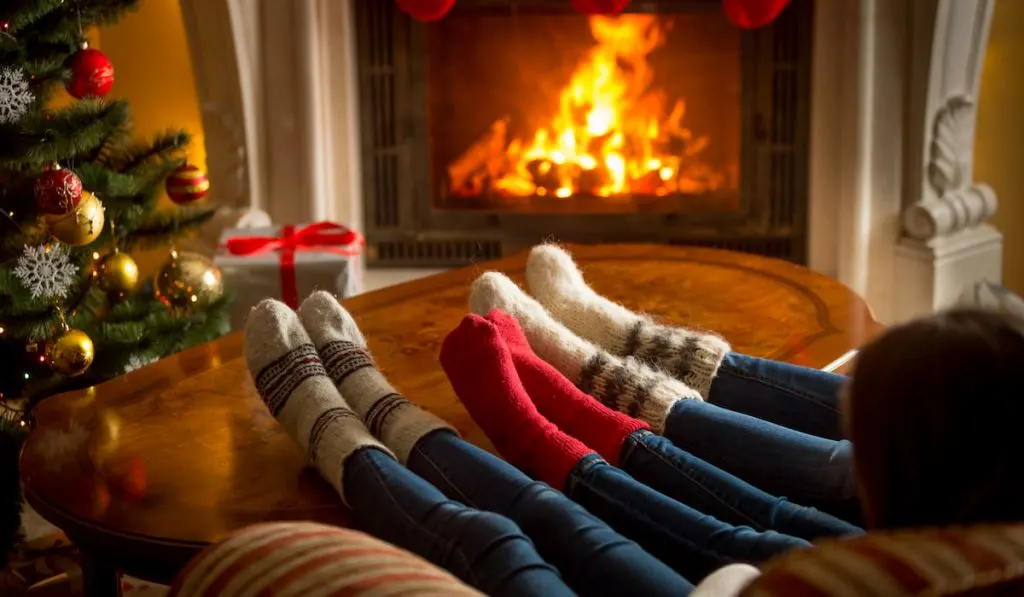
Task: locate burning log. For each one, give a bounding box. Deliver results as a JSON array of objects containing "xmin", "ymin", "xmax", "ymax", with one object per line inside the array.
[
  {"xmin": 526, "ymin": 159, "xmax": 561, "ymax": 193},
  {"xmin": 578, "ymin": 164, "xmax": 611, "ymax": 194},
  {"xmin": 448, "ymin": 118, "xmax": 509, "ymax": 193}
]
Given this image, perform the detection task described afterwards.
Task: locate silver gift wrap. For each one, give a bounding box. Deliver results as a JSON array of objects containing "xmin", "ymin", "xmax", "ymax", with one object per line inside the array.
[{"xmin": 214, "ymin": 225, "xmax": 363, "ymax": 330}]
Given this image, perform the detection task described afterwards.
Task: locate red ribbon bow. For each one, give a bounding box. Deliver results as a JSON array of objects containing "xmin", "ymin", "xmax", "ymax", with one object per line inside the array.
[{"xmin": 225, "ymin": 222, "xmax": 364, "ymax": 308}]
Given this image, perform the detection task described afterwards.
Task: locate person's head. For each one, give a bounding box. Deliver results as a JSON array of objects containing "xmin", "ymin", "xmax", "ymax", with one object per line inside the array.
[{"xmin": 846, "ymin": 308, "xmax": 1024, "ymax": 530}]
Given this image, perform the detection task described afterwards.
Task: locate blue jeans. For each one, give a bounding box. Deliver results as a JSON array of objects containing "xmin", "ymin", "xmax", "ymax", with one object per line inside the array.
[
  {"xmin": 410, "ymin": 431, "xmax": 694, "ymax": 596},
  {"xmin": 619, "ymin": 429, "xmax": 862, "ymax": 540},
  {"xmin": 710, "ymin": 353, "xmax": 847, "ymax": 440},
  {"xmin": 565, "ymin": 453, "xmax": 808, "ymax": 582},
  {"xmin": 664, "ymin": 399, "xmax": 862, "ymax": 525},
  {"xmin": 344, "ymin": 447, "xmax": 574, "ymax": 597}
]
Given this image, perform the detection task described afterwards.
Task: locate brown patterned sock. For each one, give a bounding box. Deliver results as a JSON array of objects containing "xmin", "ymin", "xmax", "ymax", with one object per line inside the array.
[
  {"xmin": 470, "ymin": 272, "xmax": 698, "ymax": 433},
  {"xmin": 244, "ymin": 299, "xmax": 392, "ymax": 503},
  {"xmin": 297, "ymin": 291, "xmax": 454, "ymax": 464},
  {"xmin": 526, "ymin": 244, "xmax": 731, "ymax": 397}
]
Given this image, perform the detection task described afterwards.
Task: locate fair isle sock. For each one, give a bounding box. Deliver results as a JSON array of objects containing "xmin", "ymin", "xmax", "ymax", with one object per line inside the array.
[
  {"xmin": 526, "ymin": 244, "xmax": 731, "ymax": 398},
  {"xmin": 297, "ymin": 291, "xmax": 454, "ymax": 464},
  {"xmin": 244, "ymin": 299, "xmax": 392, "ymax": 503},
  {"xmin": 469, "ymin": 272, "xmax": 699, "ymax": 433}
]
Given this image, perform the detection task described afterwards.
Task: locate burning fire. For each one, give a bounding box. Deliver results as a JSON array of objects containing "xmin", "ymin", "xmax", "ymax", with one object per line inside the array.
[{"xmin": 448, "ymin": 14, "xmax": 727, "ymax": 200}]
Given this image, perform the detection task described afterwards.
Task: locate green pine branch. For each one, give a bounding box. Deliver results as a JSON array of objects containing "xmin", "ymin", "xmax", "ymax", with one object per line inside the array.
[
  {"xmin": 20, "ymin": 294, "xmax": 231, "ymax": 400},
  {"xmin": 122, "ymin": 206, "xmax": 217, "ymax": 250},
  {"xmin": 2, "ymin": 0, "xmax": 67, "ymax": 35},
  {"xmin": 119, "ymin": 129, "xmax": 190, "ymax": 173},
  {"xmin": 0, "ymin": 100, "xmax": 130, "ymax": 166},
  {"xmin": 29, "ymin": 0, "xmax": 143, "ymax": 45}
]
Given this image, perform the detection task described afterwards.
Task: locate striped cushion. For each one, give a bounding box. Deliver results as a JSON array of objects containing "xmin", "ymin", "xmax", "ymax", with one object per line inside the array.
[
  {"xmin": 170, "ymin": 522, "xmax": 482, "ymax": 596},
  {"xmin": 741, "ymin": 524, "xmax": 1024, "ymax": 596}
]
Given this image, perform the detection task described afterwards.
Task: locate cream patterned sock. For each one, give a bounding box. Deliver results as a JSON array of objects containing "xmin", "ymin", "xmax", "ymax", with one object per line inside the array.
[
  {"xmin": 526, "ymin": 244, "xmax": 731, "ymax": 397},
  {"xmin": 244, "ymin": 299, "xmax": 393, "ymax": 503},
  {"xmin": 297, "ymin": 291, "xmax": 455, "ymax": 464},
  {"xmin": 470, "ymin": 272, "xmax": 699, "ymax": 433}
]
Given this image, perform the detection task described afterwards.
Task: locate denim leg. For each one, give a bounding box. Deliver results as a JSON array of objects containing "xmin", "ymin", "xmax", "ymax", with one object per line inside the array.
[
  {"xmin": 566, "ymin": 453, "xmax": 809, "ymax": 583},
  {"xmin": 343, "ymin": 447, "xmax": 573, "ymax": 597},
  {"xmin": 620, "ymin": 430, "xmax": 862, "ymax": 540},
  {"xmin": 709, "ymin": 353, "xmax": 847, "ymax": 440},
  {"xmin": 409, "ymin": 431, "xmax": 694, "ymax": 597},
  {"xmin": 664, "ymin": 400, "xmax": 863, "ymax": 525}
]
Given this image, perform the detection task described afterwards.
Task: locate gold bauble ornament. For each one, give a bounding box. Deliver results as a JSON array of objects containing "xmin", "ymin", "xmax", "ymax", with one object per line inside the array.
[
  {"xmin": 96, "ymin": 251, "xmax": 139, "ymax": 295},
  {"xmin": 154, "ymin": 250, "xmax": 223, "ymax": 309},
  {"xmin": 47, "ymin": 328, "xmax": 94, "ymax": 377},
  {"xmin": 45, "ymin": 190, "xmax": 105, "ymax": 247}
]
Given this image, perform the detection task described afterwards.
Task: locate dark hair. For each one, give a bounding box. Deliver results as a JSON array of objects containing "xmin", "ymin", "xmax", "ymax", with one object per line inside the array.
[{"xmin": 847, "ymin": 308, "xmax": 1024, "ymax": 530}]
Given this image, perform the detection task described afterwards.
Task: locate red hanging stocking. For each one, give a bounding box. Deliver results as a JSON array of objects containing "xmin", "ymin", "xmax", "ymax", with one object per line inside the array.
[
  {"xmin": 570, "ymin": 0, "xmax": 631, "ymax": 15},
  {"xmin": 722, "ymin": 0, "xmax": 790, "ymax": 29},
  {"xmin": 396, "ymin": 0, "xmax": 456, "ymax": 22}
]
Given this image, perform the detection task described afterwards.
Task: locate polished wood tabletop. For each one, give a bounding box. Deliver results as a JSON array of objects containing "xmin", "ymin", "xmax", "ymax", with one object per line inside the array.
[{"xmin": 20, "ymin": 244, "xmax": 881, "ymax": 586}]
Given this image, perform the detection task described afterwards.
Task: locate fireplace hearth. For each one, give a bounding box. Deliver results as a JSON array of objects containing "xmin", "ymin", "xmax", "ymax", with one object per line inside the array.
[{"xmin": 355, "ymin": 0, "xmax": 812, "ymax": 266}]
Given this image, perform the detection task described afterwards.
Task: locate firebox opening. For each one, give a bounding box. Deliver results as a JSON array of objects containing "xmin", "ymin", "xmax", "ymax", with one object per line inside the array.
[{"xmin": 427, "ymin": 8, "xmax": 742, "ymax": 215}]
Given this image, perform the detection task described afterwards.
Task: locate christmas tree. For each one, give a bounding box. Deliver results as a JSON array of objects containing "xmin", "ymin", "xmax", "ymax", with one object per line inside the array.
[{"xmin": 0, "ymin": 0, "xmax": 231, "ymax": 562}]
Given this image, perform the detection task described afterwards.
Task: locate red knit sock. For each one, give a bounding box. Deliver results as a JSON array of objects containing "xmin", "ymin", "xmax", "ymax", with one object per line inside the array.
[
  {"xmin": 484, "ymin": 309, "xmax": 648, "ymax": 466},
  {"xmin": 439, "ymin": 314, "xmax": 592, "ymax": 489}
]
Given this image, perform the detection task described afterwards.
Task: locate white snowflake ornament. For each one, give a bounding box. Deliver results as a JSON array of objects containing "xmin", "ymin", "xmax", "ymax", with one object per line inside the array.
[
  {"xmin": 13, "ymin": 244, "xmax": 79, "ymax": 300},
  {"xmin": 0, "ymin": 66, "xmax": 34, "ymax": 125}
]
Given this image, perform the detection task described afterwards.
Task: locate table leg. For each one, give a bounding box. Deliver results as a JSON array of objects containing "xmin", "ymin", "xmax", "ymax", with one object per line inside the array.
[{"xmin": 81, "ymin": 550, "xmax": 122, "ymax": 597}]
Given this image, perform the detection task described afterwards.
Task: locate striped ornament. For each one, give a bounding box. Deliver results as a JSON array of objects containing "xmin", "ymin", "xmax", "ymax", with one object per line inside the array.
[
  {"xmin": 170, "ymin": 522, "xmax": 483, "ymax": 597},
  {"xmin": 166, "ymin": 163, "xmax": 211, "ymax": 204}
]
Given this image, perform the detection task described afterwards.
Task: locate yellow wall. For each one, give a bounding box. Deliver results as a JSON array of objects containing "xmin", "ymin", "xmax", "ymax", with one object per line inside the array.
[
  {"xmin": 91, "ymin": 0, "xmax": 206, "ymax": 274},
  {"xmin": 976, "ymin": 0, "xmax": 1024, "ymax": 295},
  {"xmin": 96, "ymin": 0, "xmax": 205, "ymax": 171}
]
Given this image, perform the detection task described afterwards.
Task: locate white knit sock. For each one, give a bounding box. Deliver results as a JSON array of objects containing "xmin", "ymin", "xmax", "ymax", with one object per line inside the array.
[
  {"xmin": 526, "ymin": 244, "xmax": 731, "ymax": 397},
  {"xmin": 469, "ymin": 272, "xmax": 698, "ymax": 433},
  {"xmin": 244, "ymin": 299, "xmax": 393, "ymax": 503},
  {"xmin": 297, "ymin": 291, "xmax": 455, "ymax": 464}
]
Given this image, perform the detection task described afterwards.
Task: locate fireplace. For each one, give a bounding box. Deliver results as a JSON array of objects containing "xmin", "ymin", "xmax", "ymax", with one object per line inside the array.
[
  {"xmin": 355, "ymin": 0, "xmax": 813, "ymax": 266},
  {"xmin": 183, "ymin": 0, "xmax": 1005, "ymax": 323}
]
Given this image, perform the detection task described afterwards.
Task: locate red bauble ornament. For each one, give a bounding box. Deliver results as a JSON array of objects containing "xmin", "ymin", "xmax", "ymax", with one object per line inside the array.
[
  {"xmin": 570, "ymin": 0, "xmax": 631, "ymax": 15},
  {"xmin": 34, "ymin": 164, "xmax": 83, "ymax": 214},
  {"xmin": 723, "ymin": 0, "xmax": 791, "ymax": 29},
  {"xmin": 165, "ymin": 163, "xmax": 210, "ymax": 204},
  {"xmin": 65, "ymin": 43, "xmax": 115, "ymax": 99},
  {"xmin": 396, "ymin": 0, "xmax": 455, "ymax": 22}
]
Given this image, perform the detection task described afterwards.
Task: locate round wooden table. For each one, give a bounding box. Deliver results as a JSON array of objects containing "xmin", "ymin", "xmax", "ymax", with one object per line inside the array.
[{"xmin": 20, "ymin": 244, "xmax": 881, "ymax": 595}]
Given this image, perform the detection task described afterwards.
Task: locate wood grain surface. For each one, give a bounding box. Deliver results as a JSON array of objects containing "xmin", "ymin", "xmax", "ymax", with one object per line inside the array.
[{"xmin": 20, "ymin": 244, "xmax": 881, "ymax": 584}]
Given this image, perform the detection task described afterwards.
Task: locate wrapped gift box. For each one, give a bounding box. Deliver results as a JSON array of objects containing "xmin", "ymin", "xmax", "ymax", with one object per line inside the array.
[{"xmin": 214, "ymin": 223, "xmax": 364, "ymax": 330}]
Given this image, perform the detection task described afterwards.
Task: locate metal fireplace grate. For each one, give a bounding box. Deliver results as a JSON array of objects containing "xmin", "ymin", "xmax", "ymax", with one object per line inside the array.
[
  {"xmin": 371, "ymin": 240, "xmax": 503, "ymax": 266},
  {"xmin": 355, "ymin": 0, "xmax": 813, "ymax": 267}
]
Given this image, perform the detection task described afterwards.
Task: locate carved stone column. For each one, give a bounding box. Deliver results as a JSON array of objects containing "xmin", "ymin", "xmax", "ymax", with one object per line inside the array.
[
  {"xmin": 178, "ymin": 0, "xmax": 362, "ymax": 228},
  {"xmin": 894, "ymin": 0, "xmax": 1002, "ymax": 321}
]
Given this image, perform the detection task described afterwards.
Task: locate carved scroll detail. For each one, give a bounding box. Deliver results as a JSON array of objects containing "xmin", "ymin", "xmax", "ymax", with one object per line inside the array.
[{"xmin": 904, "ymin": 95, "xmax": 997, "ymax": 241}]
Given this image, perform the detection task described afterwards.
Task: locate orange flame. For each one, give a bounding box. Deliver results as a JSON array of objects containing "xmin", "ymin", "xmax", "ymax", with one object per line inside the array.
[{"xmin": 451, "ymin": 15, "xmax": 726, "ymax": 199}]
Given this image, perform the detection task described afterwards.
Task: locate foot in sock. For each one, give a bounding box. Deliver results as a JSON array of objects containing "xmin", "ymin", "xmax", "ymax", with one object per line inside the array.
[
  {"xmin": 470, "ymin": 271, "xmax": 697, "ymax": 433},
  {"xmin": 484, "ymin": 308, "xmax": 647, "ymax": 466},
  {"xmin": 244, "ymin": 299, "xmax": 392, "ymax": 502},
  {"xmin": 439, "ymin": 314, "xmax": 592, "ymax": 489},
  {"xmin": 297, "ymin": 291, "xmax": 454, "ymax": 464},
  {"xmin": 526, "ymin": 244, "xmax": 731, "ymax": 397}
]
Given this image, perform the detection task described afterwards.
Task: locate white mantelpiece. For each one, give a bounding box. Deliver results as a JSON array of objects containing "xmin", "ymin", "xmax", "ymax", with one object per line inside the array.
[{"xmin": 180, "ymin": 0, "xmax": 1002, "ymax": 324}]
